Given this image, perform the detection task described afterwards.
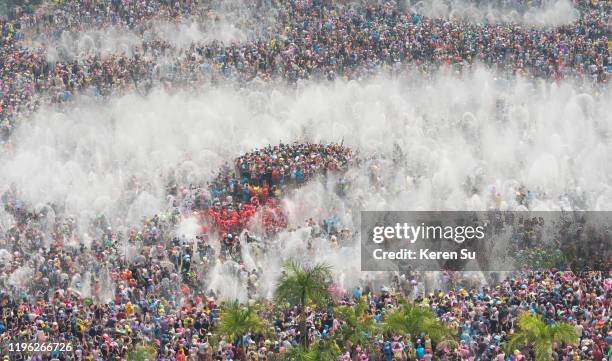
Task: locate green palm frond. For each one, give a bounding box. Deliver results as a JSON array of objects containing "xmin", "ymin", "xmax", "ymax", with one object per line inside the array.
[
  {"xmin": 275, "ymin": 260, "xmax": 333, "ymax": 308},
  {"xmin": 534, "ymin": 340, "xmax": 553, "ymax": 361},
  {"xmin": 550, "ymin": 323, "xmax": 580, "ymax": 346},
  {"xmin": 335, "ymin": 299, "xmax": 376, "ymax": 346},
  {"xmin": 382, "ymin": 308, "xmax": 410, "ymax": 335},
  {"xmin": 280, "ymin": 341, "xmax": 341, "ymax": 361},
  {"xmin": 506, "ymin": 332, "xmax": 530, "ymax": 353},
  {"xmin": 381, "ymin": 303, "xmax": 453, "ymax": 342},
  {"xmin": 517, "ymin": 312, "xmax": 547, "ymax": 337},
  {"xmin": 282, "ymin": 345, "xmax": 316, "ymax": 361},
  {"xmin": 505, "ymin": 313, "xmax": 578, "ymax": 361},
  {"xmin": 218, "ymin": 299, "xmax": 267, "ymax": 341},
  {"xmin": 420, "ymin": 317, "xmax": 454, "ymax": 341},
  {"xmin": 126, "ymin": 344, "xmax": 157, "ymax": 361}
]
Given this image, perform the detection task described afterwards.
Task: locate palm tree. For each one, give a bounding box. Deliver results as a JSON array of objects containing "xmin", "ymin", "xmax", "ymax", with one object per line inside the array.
[
  {"xmin": 126, "ymin": 344, "xmax": 157, "ymax": 361},
  {"xmin": 280, "ymin": 345, "xmax": 314, "ymax": 361},
  {"xmin": 278, "ymin": 340, "xmax": 341, "ymax": 361},
  {"xmin": 335, "ymin": 298, "xmax": 376, "ymax": 348},
  {"xmin": 275, "ymin": 260, "xmax": 333, "ymax": 347},
  {"xmin": 382, "ymin": 301, "xmax": 453, "ymax": 343},
  {"xmin": 218, "ymin": 300, "xmax": 267, "ymax": 354},
  {"xmin": 275, "ymin": 260, "xmax": 333, "ymax": 308},
  {"xmin": 279, "ymin": 340, "xmax": 340, "ymax": 361},
  {"xmin": 506, "ymin": 313, "xmax": 579, "ymax": 361}
]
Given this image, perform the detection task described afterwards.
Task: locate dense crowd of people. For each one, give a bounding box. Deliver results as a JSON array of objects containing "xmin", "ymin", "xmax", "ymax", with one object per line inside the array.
[
  {"xmin": 0, "ymin": 142, "xmax": 355, "ymax": 359},
  {"xmin": 208, "ymin": 143, "xmax": 350, "ymax": 227},
  {"xmin": 0, "ymin": 141, "xmax": 610, "ymax": 360},
  {"xmin": 201, "ymin": 142, "xmax": 353, "ymax": 260},
  {"xmin": 1, "ymin": 0, "xmax": 610, "ymax": 141}
]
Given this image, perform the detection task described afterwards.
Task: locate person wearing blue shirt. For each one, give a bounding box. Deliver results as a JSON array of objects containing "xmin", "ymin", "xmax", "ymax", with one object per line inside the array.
[
  {"xmin": 295, "ymin": 168, "xmax": 305, "ymax": 183},
  {"xmin": 353, "ymin": 286, "xmax": 362, "ymax": 300},
  {"xmin": 416, "ymin": 345, "xmax": 426, "ymax": 359},
  {"xmin": 383, "ymin": 341, "xmax": 393, "ymax": 361}
]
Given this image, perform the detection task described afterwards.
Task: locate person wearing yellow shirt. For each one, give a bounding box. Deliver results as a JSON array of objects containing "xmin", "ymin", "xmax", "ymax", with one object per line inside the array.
[
  {"xmin": 77, "ymin": 318, "xmax": 89, "ymax": 333},
  {"xmin": 184, "ymin": 316, "xmax": 194, "ymax": 328},
  {"xmin": 126, "ymin": 302, "xmax": 134, "ymax": 316}
]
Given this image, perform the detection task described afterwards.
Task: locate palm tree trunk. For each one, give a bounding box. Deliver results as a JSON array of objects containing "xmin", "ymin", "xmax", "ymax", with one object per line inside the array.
[
  {"xmin": 300, "ymin": 292, "xmax": 308, "ymax": 349},
  {"xmin": 239, "ymin": 334, "xmax": 246, "ymax": 361}
]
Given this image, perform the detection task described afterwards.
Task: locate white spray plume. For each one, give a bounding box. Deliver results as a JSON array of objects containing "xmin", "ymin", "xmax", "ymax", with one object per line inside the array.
[
  {"xmin": 31, "ymin": 0, "xmax": 276, "ymax": 62},
  {"xmin": 8, "ymin": 266, "xmax": 33, "ymax": 289},
  {"xmin": 408, "ymin": 0, "xmax": 579, "ymax": 26},
  {"xmin": 32, "ymin": 26, "xmax": 143, "ymax": 62},
  {"xmin": 1, "ymin": 67, "xmax": 610, "ymax": 299}
]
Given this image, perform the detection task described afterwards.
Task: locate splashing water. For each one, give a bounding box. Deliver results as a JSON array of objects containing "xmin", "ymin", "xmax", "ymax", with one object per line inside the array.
[
  {"xmin": 406, "ymin": 0, "xmax": 579, "ymax": 26},
  {"xmin": 1, "ymin": 68, "xmax": 610, "ymax": 299}
]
